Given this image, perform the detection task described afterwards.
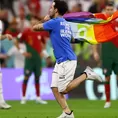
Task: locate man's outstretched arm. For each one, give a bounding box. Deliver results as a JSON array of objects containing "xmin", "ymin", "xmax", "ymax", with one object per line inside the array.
[
  {"xmin": 33, "ymin": 23, "xmax": 44, "ymax": 31},
  {"xmin": 33, "ymin": 15, "xmax": 51, "ymax": 31}
]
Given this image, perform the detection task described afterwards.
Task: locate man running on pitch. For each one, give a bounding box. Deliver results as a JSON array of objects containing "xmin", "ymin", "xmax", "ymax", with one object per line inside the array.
[{"xmin": 33, "ymin": 1, "xmax": 102, "ymax": 117}]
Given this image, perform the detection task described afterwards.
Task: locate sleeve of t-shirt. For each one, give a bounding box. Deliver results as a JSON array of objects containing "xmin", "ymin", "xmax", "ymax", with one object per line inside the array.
[{"xmin": 43, "ymin": 19, "xmax": 56, "ymax": 31}]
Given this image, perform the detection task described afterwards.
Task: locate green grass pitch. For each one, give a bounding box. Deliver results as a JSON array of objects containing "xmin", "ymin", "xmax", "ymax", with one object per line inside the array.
[{"xmin": 0, "ymin": 99, "xmax": 118, "ymax": 118}]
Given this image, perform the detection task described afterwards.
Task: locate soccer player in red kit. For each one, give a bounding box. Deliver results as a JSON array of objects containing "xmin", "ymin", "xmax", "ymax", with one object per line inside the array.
[
  {"xmin": 16, "ymin": 16, "xmax": 48, "ymax": 104},
  {"xmin": 5, "ymin": 19, "xmax": 20, "ymax": 38},
  {"xmin": 93, "ymin": 2, "xmax": 118, "ymax": 108}
]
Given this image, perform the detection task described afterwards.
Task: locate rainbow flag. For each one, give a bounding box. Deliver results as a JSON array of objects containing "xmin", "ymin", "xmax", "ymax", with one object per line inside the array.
[{"xmin": 63, "ymin": 11, "xmax": 118, "ymax": 47}]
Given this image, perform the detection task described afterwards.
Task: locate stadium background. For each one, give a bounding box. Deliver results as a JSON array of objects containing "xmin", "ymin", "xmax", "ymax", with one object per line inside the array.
[
  {"xmin": 0, "ymin": 0, "xmax": 118, "ymax": 100},
  {"xmin": 0, "ymin": 0, "xmax": 118, "ymax": 118}
]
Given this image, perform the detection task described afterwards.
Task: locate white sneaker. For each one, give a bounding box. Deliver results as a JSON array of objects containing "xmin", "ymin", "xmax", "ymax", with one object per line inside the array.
[
  {"xmin": 20, "ymin": 97, "xmax": 26, "ymax": 104},
  {"xmin": 0, "ymin": 102, "xmax": 11, "ymax": 109},
  {"xmin": 104, "ymin": 102, "xmax": 111, "ymax": 108},
  {"xmin": 84, "ymin": 66, "xmax": 103, "ymax": 82},
  {"xmin": 57, "ymin": 112, "xmax": 74, "ymax": 118},
  {"xmin": 36, "ymin": 97, "xmax": 48, "ymax": 104}
]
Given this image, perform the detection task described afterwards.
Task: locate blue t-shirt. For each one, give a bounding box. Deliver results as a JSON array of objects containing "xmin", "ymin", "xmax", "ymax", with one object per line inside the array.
[{"xmin": 43, "ymin": 17, "xmax": 77, "ymax": 63}]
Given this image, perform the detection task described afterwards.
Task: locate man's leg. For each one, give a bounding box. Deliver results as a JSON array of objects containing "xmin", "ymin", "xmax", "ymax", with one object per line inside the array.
[
  {"xmin": 102, "ymin": 57, "xmax": 112, "ymax": 108},
  {"xmin": 0, "ymin": 72, "xmax": 11, "ymax": 109},
  {"xmin": 53, "ymin": 67, "xmax": 101, "ymax": 111},
  {"xmin": 34, "ymin": 57, "xmax": 47, "ymax": 104},
  {"xmin": 35, "ymin": 76, "xmax": 40, "ymax": 98},
  {"xmin": 104, "ymin": 76, "xmax": 110, "ymax": 102},
  {"xmin": 21, "ymin": 76, "xmax": 29, "ymax": 104},
  {"xmin": 62, "ymin": 74, "xmax": 87, "ymax": 94},
  {"xmin": 21, "ymin": 59, "xmax": 32, "ymax": 104},
  {"xmin": 103, "ymin": 76, "xmax": 111, "ymax": 108},
  {"xmin": 34, "ymin": 57, "xmax": 41, "ymax": 100},
  {"xmin": 52, "ymin": 87, "xmax": 75, "ymax": 118},
  {"xmin": 52, "ymin": 87, "xmax": 71, "ymax": 114},
  {"xmin": 34, "ymin": 76, "xmax": 48, "ymax": 104},
  {"xmin": 52, "ymin": 72, "xmax": 101, "ymax": 118},
  {"xmin": 0, "ymin": 72, "xmax": 5, "ymax": 103},
  {"xmin": 22, "ymin": 76, "xmax": 29, "ymax": 97},
  {"xmin": 51, "ymin": 63, "xmax": 74, "ymax": 117},
  {"xmin": 52, "ymin": 62, "xmax": 101, "ymax": 118},
  {"xmin": 62, "ymin": 66, "xmax": 102, "ymax": 94}
]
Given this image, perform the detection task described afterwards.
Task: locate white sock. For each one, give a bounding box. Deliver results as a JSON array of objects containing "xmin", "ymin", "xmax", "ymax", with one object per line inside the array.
[
  {"xmin": 22, "ymin": 96, "xmax": 26, "ymax": 100},
  {"xmin": 0, "ymin": 72, "xmax": 5, "ymax": 103},
  {"xmin": 36, "ymin": 96, "xmax": 41, "ymax": 100}
]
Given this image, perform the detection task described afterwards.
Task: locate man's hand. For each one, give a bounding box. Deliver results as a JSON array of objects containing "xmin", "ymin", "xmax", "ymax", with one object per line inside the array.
[
  {"xmin": 40, "ymin": 50, "xmax": 49, "ymax": 59},
  {"xmin": 33, "ymin": 24, "xmax": 43, "ymax": 31},
  {"xmin": 0, "ymin": 54, "xmax": 8, "ymax": 59},
  {"xmin": 5, "ymin": 34, "xmax": 13, "ymax": 40},
  {"xmin": 22, "ymin": 52, "xmax": 32, "ymax": 58},
  {"xmin": 33, "ymin": 24, "xmax": 40, "ymax": 31},
  {"xmin": 93, "ymin": 52, "xmax": 100, "ymax": 62},
  {"xmin": 44, "ymin": 15, "xmax": 50, "ymax": 22},
  {"xmin": 92, "ymin": 45, "xmax": 100, "ymax": 62}
]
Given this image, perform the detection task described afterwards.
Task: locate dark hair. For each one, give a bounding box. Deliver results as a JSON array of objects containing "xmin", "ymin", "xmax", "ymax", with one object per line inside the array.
[
  {"xmin": 106, "ymin": 1, "xmax": 114, "ymax": 7},
  {"xmin": 54, "ymin": 0, "xmax": 68, "ymax": 15},
  {"xmin": 77, "ymin": 3, "xmax": 82, "ymax": 12}
]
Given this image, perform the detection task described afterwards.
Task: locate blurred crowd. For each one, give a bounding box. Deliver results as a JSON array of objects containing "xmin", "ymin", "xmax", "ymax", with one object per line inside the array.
[{"xmin": 0, "ymin": 0, "xmax": 117, "ymax": 69}]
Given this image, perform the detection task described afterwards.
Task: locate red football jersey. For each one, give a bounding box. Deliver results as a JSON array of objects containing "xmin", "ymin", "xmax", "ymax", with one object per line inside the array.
[
  {"xmin": 105, "ymin": 14, "xmax": 118, "ymax": 47},
  {"xmin": 5, "ymin": 29, "xmax": 20, "ymax": 37},
  {"xmin": 20, "ymin": 28, "xmax": 49, "ymax": 54}
]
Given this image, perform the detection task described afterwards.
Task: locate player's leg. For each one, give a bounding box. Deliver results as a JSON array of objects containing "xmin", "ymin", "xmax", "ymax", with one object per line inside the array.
[
  {"xmin": 21, "ymin": 76, "xmax": 30, "ymax": 104},
  {"xmin": 34, "ymin": 76, "xmax": 40, "ymax": 99},
  {"xmin": 52, "ymin": 64, "xmax": 72, "ymax": 113},
  {"xmin": 34, "ymin": 76, "xmax": 48, "ymax": 104},
  {"xmin": 62, "ymin": 66, "xmax": 102, "ymax": 94},
  {"xmin": 52, "ymin": 87, "xmax": 74, "ymax": 118},
  {"xmin": 51, "ymin": 63, "xmax": 74, "ymax": 118},
  {"xmin": 21, "ymin": 59, "xmax": 32, "ymax": 104},
  {"xmin": 34, "ymin": 57, "xmax": 47, "ymax": 104},
  {"xmin": 104, "ymin": 76, "xmax": 111, "ymax": 108},
  {"xmin": 62, "ymin": 74, "xmax": 86, "ymax": 94},
  {"xmin": 0, "ymin": 72, "xmax": 11, "ymax": 109},
  {"xmin": 102, "ymin": 58, "xmax": 112, "ymax": 108},
  {"xmin": 52, "ymin": 61, "xmax": 102, "ymax": 118}
]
